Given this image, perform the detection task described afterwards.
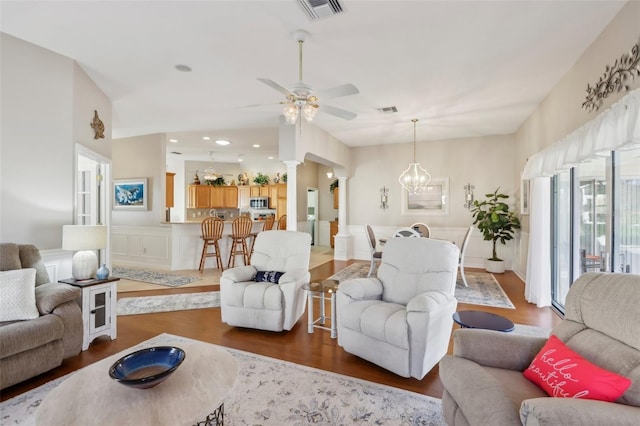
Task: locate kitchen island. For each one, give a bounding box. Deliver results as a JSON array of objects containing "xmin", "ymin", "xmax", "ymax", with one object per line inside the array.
[{"xmin": 112, "ymin": 219, "xmax": 266, "ymax": 271}]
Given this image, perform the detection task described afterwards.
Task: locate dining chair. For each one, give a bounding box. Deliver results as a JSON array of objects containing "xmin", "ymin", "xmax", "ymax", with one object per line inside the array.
[
  {"xmin": 277, "ymin": 214, "xmax": 287, "ymax": 230},
  {"xmin": 199, "ymin": 217, "xmax": 225, "ymax": 272},
  {"xmin": 365, "ymin": 225, "xmax": 383, "ymax": 277},
  {"xmin": 458, "ymin": 226, "xmax": 473, "ymax": 287},
  {"xmin": 227, "ymin": 216, "xmax": 253, "ymax": 268},
  {"xmin": 410, "ymin": 222, "xmax": 431, "ymax": 238},
  {"xmin": 393, "ymin": 227, "xmax": 421, "ymax": 238}
]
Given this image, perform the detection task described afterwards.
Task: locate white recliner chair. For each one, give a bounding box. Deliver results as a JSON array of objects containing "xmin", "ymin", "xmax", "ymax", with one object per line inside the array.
[
  {"xmin": 220, "ymin": 230, "xmax": 311, "ymax": 332},
  {"xmin": 337, "ymin": 237, "xmax": 460, "ymax": 379}
]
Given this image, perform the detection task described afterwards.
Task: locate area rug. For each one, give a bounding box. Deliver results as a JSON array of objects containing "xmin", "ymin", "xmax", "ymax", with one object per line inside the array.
[
  {"xmin": 117, "ymin": 291, "xmax": 220, "ymax": 315},
  {"xmin": 328, "ymin": 263, "xmax": 515, "ymax": 309},
  {"xmin": 0, "ymin": 333, "xmax": 447, "ymax": 425},
  {"xmin": 112, "ymin": 266, "xmax": 200, "ymax": 287}
]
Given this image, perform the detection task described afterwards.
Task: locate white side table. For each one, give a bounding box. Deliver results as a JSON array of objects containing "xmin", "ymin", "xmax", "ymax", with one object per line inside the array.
[
  {"xmin": 59, "ymin": 277, "xmax": 119, "ymax": 350},
  {"xmin": 303, "ymin": 279, "xmax": 339, "ymax": 339}
]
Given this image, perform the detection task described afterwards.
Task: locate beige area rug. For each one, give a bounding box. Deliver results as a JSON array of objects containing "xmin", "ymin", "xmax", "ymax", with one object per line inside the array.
[
  {"xmin": 1, "ymin": 333, "xmax": 446, "ymax": 425},
  {"xmin": 329, "ymin": 262, "xmax": 516, "ymax": 309},
  {"xmin": 117, "ymin": 245, "xmax": 334, "ymax": 293}
]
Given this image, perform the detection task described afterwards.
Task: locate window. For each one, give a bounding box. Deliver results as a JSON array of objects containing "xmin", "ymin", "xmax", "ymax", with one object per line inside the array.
[{"xmin": 613, "ymin": 149, "xmax": 640, "ymax": 274}]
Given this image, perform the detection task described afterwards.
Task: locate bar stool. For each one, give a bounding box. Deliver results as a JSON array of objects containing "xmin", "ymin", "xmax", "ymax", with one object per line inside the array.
[
  {"xmin": 199, "ymin": 217, "xmax": 225, "ymax": 272},
  {"xmin": 277, "ymin": 214, "xmax": 287, "ymax": 230},
  {"xmin": 249, "ymin": 215, "xmax": 275, "ymax": 263},
  {"xmin": 227, "ymin": 216, "xmax": 253, "ymax": 268}
]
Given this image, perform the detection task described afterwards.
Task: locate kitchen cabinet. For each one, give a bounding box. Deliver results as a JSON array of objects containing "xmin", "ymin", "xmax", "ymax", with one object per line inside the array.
[
  {"xmin": 166, "ymin": 173, "xmax": 175, "ymax": 208},
  {"xmin": 330, "ymin": 220, "xmax": 338, "ymax": 248},
  {"xmin": 188, "ymin": 185, "xmax": 210, "ymax": 208},
  {"xmin": 268, "ymin": 184, "xmax": 279, "ymax": 208},
  {"xmin": 249, "ymin": 185, "xmax": 269, "ymax": 197},
  {"xmin": 333, "ymin": 187, "xmax": 339, "ymax": 209},
  {"xmin": 222, "ymin": 186, "xmax": 238, "ymax": 208},
  {"xmin": 238, "ymin": 186, "xmax": 250, "ymax": 208},
  {"xmin": 209, "ymin": 187, "xmax": 223, "ymax": 208},
  {"xmin": 276, "ymin": 183, "xmax": 287, "ymax": 220}
]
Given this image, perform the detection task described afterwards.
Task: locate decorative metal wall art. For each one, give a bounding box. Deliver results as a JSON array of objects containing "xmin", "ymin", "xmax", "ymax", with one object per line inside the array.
[
  {"xmin": 380, "ymin": 186, "xmax": 389, "ymax": 210},
  {"xmin": 463, "ymin": 183, "xmax": 475, "ymax": 209},
  {"xmin": 582, "ymin": 38, "xmax": 640, "ymax": 113},
  {"xmin": 90, "ymin": 110, "xmax": 105, "ymax": 139}
]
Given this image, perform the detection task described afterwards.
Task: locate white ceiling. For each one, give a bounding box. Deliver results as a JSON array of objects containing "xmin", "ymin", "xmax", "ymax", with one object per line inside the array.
[{"xmin": 0, "ymin": 0, "xmax": 626, "ymax": 163}]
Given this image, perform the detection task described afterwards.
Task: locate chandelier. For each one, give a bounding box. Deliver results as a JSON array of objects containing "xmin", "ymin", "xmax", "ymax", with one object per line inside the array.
[
  {"xmin": 282, "ymin": 95, "xmax": 318, "ymax": 124},
  {"xmin": 398, "ymin": 119, "xmax": 431, "ymax": 195}
]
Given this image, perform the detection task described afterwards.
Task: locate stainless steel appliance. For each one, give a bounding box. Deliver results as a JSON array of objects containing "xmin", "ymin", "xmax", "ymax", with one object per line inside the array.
[
  {"xmin": 247, "ymin": 209, "xmax": 276, "ymax": 221},
  {"xmin": 250, "ymin": 197, "xmax": 269, "ymax": 209}
]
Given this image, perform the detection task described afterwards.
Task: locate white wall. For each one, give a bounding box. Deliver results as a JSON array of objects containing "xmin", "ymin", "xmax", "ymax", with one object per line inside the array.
[
  {"xmin": 112, "ymin": 134, "xmax": 165, "ymax": 226},
  {"xmin": 0, "ymin": 34, "xmax": 111, "ymax": 249}
]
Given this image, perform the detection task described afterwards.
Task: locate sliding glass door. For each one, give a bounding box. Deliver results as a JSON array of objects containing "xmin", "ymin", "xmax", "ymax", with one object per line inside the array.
[{"xmin": 613, "ymin": 149, "xmax": 640, "ymax": 274}]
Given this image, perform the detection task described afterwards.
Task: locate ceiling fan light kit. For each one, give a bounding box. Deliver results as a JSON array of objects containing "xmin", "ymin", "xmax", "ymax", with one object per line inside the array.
[
  {"xmin": 257, "ymin": 29, "xmax": 358, "ymax": 125},
  {"xmin": 399, "ymin": 119, "xmax": 432, "ymax": 195}
]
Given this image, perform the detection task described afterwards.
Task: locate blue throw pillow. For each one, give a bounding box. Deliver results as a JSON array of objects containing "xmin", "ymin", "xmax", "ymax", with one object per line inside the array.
[{"xmin": 255, "ymin": 271, "xmax": 284, "ymax": 283}]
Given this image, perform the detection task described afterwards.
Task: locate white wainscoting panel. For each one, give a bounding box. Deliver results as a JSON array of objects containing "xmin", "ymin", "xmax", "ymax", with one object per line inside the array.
[
  {"xmin": 40, "ymin": 248, "xmax": 72, "ymax": 282},
  {"xmin": 111, "ymin": 226, "xmax": 172, "ymax": 269}
]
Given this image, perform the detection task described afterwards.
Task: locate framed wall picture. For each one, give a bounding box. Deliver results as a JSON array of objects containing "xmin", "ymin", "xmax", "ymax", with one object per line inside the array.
[
  {"xmin": 521, "ymin": 179, "xmax": 530, "ymax": 215},
  {"xmin": 113, "ymin": 178, "xmax": 148, "ymax": 210},
  {"xmin": 401, "ymin": 178, "xmax": 449, "ymax": 215}
]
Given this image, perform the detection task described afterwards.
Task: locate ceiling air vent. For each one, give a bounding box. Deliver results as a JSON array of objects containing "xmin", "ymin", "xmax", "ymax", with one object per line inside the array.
[
  {"xmin": 377, "ymin": 106, "xmax": 398, "ymax": 113},
  {"xmin": 297, "ymin": 0, "xmax": 344, "ymax": 21}
]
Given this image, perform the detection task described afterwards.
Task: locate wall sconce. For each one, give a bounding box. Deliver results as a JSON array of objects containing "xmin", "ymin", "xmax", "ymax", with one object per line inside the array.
[
  {"xmin": 464, "ymin": 183, "xmax": 475, "ymax": 209},
  {"xmin": 326, "ymin": 171, "xmax": 333, "ymax": 179},
  {"xmin": 380, "ymin": 186, "xmax": 389, "ymax": 210}
]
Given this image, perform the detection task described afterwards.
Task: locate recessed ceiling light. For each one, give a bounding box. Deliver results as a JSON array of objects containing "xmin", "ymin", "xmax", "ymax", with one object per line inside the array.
[
  {"xmin": 169, "ymin": 139, "xmax": 178, "ymax": 143},
  {"xmin": 215, "ymin": 139, "xmax": 231, "ymax": 146},
  {"xmin": 175, "ymin": 64, "xmax": 192, "ymax": 72},
  {"xmin": 237, "ymin": 158, "xmax": 243, "ymax": 162},
  {"xmin": 252, "ymin": 144, "xmax": 260, "ymax": 148},
  {"xmin": 202, "ymin": 136, "xmax": 211, "ymax": 140},
  {"xmin": 268, "ymin": 156, "xmax": 274, "ymax": 160}
]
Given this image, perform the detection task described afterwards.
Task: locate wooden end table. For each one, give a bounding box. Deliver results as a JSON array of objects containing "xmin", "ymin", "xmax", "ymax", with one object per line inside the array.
[{"xmin": 59, "ymin": 277, "xmax": 119, "ymax": 350}]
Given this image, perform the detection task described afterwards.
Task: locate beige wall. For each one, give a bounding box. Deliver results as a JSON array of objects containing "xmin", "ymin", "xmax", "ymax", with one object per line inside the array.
[{"xmin": 515, "ymin": 1, "xmax": 640, "ymax": 231}]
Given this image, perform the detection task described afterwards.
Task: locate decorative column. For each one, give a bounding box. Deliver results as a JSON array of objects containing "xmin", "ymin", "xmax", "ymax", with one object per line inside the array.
[
  {"xmin": 334, "ymin": 175, "xmax": 353, "ymax": 260},
  {"xmin": 283, "ymin": 160, "xmax": 299, "ymax": 231}
]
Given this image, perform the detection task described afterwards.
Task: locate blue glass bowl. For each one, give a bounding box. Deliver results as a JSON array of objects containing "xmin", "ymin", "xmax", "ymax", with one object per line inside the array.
[{"xmin": 109, "ymin": 346, "xmax": 186, "ymax": 389}]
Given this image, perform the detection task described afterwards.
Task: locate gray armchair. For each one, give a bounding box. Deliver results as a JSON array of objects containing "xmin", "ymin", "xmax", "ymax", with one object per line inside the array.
[{"xmin": 439, "ymin": 272, "xmax": 640, "ymax": 425}]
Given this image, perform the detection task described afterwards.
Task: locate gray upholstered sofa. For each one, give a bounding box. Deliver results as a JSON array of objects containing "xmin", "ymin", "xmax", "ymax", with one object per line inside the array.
[
  {"xmin": 439, "ymin": 272, "xmax": 640, "ymax": 425},
  {"xmin": 0, "ymin": 243, "xmax": 83, "ymax": 389}
]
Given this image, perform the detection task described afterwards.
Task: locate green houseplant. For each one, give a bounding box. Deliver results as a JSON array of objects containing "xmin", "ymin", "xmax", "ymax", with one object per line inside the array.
[
  {"xmin": 470, "ymin": 187, "xmax": 521, "ymax": 273},
  {"xmin": 329, "ymin": 179, "xmax": 338, "ymax": 193},
  {"xmin": 253, "ymin": 172, "xmax": 270, "ymax": 186}
]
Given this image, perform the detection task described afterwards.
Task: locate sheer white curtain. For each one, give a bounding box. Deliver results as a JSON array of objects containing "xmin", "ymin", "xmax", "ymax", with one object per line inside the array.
[{"xmin": 525, "ymin": 177, "xmax": 552, "ymax": 307}]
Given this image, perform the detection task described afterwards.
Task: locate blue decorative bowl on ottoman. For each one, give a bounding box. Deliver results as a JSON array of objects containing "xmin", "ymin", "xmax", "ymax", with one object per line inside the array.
[{"xmin": 109, "ymin": 346, "xmax": 186, "ymax": 389}]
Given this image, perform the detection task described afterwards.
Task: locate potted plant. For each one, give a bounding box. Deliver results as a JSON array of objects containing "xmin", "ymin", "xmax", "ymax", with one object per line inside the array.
[
  {"xmin": 253, "ymin": 172, "xmax": 270, "ymax": 186},
  {"xmin": 329, "ymin": 179, "xmax": 338, "ymax": 193},
  {"xmin": 282, "ymin": 173, "xmax": 287, "ymax": 183},
  {"xmin": 470, "ymin": 187, "xmax": 521, "ymax": 273}
]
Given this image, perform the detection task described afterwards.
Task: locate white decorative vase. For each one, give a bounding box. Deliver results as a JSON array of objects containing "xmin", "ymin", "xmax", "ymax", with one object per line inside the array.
[{"xmin": 485, "ymin": 259, "xmax": 505, "ymax": 274}]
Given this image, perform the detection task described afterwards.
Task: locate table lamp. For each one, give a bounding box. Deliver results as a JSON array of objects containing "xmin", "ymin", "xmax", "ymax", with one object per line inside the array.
[{"xmin": 62, "ymin": 225, "xmax": 107, "ymax": 280}]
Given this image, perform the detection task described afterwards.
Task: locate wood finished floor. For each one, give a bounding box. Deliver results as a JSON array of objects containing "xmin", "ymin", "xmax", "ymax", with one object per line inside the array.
[{"xmin": 1, "ymin": 261, "xmax": 562, "ymax": 402}]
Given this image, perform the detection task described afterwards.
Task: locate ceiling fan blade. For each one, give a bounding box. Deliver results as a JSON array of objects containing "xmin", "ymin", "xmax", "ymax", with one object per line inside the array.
[
  {"xmin": 238, "ymin": 101, "xmax": 282, "ymax": 109},
  {"xmin": 320, "ymin": 104, "xmax": 357, "ymax": 121},
  {"xmin": 320, "ymin": 83, "xmax": 359, "ymax": 99},
  {"xmin": 257, "ymin": 78, "xmax": 293, "ymax": 97}
]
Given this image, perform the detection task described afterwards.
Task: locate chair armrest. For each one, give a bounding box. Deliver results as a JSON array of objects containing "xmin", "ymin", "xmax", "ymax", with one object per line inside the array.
[
  {"xmin": 278, "ymin": 269, "xmax": 309, "ymax": 285},
  {"xmin": 35, "ymin": 283, "xmax": 80, "ymax": 314},
  {"xmin": 407, "ymin": 291, "xmax": 455, "ymax": 312},
  {"xmin": 521, "ymin": 397, "xmax": 640, "ymax": 426},
  {"xmin": 453, "ymin": 328, "xmax": 548, "ymax": 371},
  {"xmin": 221, "ymin": 265, "xmax": 257, "ymax": 283},
  {"xmin": 337, "ymin": 277, "xmax": 383, "ymax": 301}
]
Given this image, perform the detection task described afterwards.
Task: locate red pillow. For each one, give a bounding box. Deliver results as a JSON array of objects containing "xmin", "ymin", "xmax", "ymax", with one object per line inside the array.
[{"xmin": 523, "ymin": 335, "xmax": 631, "ymax": 401}]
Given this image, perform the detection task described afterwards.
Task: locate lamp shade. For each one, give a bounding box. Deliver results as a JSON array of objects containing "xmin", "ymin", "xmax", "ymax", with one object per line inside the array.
[{"xmin": 62, "ymin": 225, "xmax": 107, "ymax": 251}]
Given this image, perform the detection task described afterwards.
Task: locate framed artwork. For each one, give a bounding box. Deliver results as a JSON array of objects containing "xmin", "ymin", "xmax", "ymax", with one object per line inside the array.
[
  {"xmin": 113, "ymin": 178, "xmax": 148, "ymax": 210},
  {"xmin": 521, "ymin": 179, "xmax": 530, "ymax": 215},
  {"xmin": 401, "ymin": 178, "xmax": 449, "ymax": 215}
]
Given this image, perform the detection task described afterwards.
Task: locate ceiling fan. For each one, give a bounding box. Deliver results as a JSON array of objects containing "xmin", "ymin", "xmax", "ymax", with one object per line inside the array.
[{"xmin": 256, "ymin": 30, "xmax": 359, "ymax": 124}]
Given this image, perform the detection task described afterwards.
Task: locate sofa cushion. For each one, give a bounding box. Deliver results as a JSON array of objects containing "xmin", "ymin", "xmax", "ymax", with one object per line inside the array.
[
  {"xmin": 35, "ymin": 283, "xmax": 81, "ymax": 314},
  {"xmin": 0, "ymin": 243, "xmax": 21, "ymax": 271},
  {"xmin": 341, "ymin": 299, "xmax": 409, "ymax": 349},
  {"xmin": 524, "ymin": 335, "xmax": 632, "ymax": 401},
  {"xmin": 0, "ymin": 268, "xmax": 39, "ymax": 321},
  {"xmin": 0, "ymin": 314, "xmax": 64, "ymax": 358}
]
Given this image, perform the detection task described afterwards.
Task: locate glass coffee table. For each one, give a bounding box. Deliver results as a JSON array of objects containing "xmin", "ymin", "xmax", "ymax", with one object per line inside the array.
[
  {"xmin": 452, "ymin": 310, "xmax": 515, "ymax": 332},
  {"xmin": 303, "ymin": 279, "xmax": 339, "ymax": 338}
]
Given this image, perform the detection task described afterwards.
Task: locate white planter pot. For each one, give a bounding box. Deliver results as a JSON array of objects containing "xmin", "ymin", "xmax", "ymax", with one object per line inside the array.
[{"xmin": 485, "ymin": 259, "xmax": 505, "ymax": 274}]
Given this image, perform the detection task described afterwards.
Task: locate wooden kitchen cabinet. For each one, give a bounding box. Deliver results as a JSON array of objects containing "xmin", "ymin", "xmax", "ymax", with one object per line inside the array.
[
  {"xmin": 276, "ymin": 183, "xmax": 287, "ymax": 219},
  {"xmin": 329, "ymin": 220, "xmax": 338, "ymax": 248},
  {"xmin": 223, "ymin": 186, "xmax": 238, "ymax": 208},
  {"xmin": 165, "ymin": 172, "xmax": 175, "ymax": 208},
  {"xmin": 249, "ymin": 185, "xmax": 269, "ymax": 197},
  {"xmin": 333, "ymin": 187, "xmax": 339, "ymax": 209},
  {"xmin": 188, "ymin": 185, "xmax": 210, "ymax": 208},
  {"xmin": 209, "ymin": 187, "xmax": 223, "ymax": 208}
]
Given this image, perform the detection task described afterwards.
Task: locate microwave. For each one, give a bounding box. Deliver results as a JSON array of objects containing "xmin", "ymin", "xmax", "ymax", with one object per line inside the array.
[{"xmin": 250, "ymin": 197, "xmax": 269, "ymax": 209}]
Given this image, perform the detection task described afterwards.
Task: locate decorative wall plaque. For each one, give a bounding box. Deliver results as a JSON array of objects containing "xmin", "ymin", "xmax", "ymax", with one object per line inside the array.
[
  {"xmin": 90, "ymin": 110, "xmax": 105, "ymax": 139},
  {"xmin": 582, "ymin": 38, "xmax": 640, "ymax": 113}
]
